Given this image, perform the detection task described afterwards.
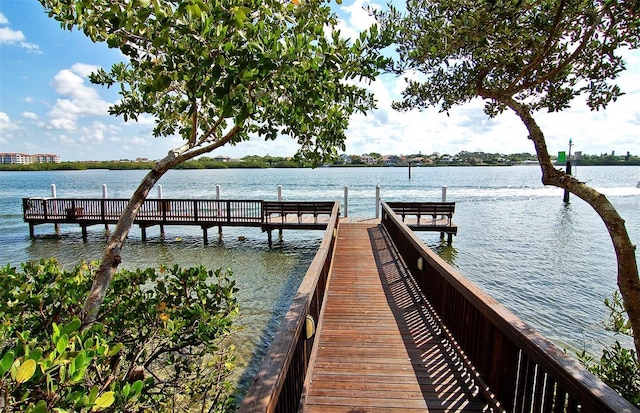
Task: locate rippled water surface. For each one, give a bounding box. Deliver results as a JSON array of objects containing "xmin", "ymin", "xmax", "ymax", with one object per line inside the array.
[{"xmin": 1, "ymin": 165, "xmax": 639, "ymax": 392}]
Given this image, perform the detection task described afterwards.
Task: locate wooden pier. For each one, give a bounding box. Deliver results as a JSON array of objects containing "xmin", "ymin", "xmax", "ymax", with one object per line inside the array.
[
  {"xmin": 22, "ymin": 198, "xmax": 458, "ymax": 246},
  {"xmin": 22, "ymin": 196, "xmax": 637, "ymax": 412},
  {"xmin": 22, "ymin": 198, "xmax": 336, "ymax": 246},
  {"xmin": 240, "ymin": 202, "xmax": 638, "ymax": 413},
  {"xmin": 301, "ymin": 222, "xmax": 485, "ymax": 411}
]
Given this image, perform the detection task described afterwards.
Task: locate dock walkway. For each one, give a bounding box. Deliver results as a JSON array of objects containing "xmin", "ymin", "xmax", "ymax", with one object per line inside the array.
[{"xmin": 301, "ymin": 223, "xmax": 487, "ymax": 412}]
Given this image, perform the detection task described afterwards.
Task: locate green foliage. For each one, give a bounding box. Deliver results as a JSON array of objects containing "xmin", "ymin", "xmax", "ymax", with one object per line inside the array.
[
  {"xmin": 603, "ymin": 290, "xmax": 634, "ymax": 335},
  {"xmin": 577, "ymin": 292, "xmax": 640, "ymax": 407},
  {"xmin": 381, "ymin": 0, "xmax": 640, "ymax": 115},
  {"xmin": 39, "ymin": 0, "xmax": 391, "ymax": 166},
  {"xmin": 579, "ymin": 342, "xmax": 640, "ymax": 407},
  {"xmin": 0, "ymin": 259, "xmax": 238, "ymax": 412}
]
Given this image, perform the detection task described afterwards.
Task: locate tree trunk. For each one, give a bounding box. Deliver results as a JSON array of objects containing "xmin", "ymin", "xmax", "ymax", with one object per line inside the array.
[
  {"xmin": 81, "ymin": 158, "xmax": 177, "ymax": 326},
  {"xmin": 505, "ymin": 97, "xmax": 640, "ymax": 359},
  {"xmin": 79, "ymin": 127, "xmax": 242, "ymax": 327}
]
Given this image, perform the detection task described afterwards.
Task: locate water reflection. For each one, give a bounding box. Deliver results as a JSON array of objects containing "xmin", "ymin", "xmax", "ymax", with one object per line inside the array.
[{"xmin": 430, "ymin": 239, "xmax": 459, "ymax": 266}]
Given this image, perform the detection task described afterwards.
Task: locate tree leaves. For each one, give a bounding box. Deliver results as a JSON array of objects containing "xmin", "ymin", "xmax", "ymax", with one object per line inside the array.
[
  {"xmin": 382, "ymin": 0, "xmax": 640, "ymax": 114},
  {"xmin": 38, "ymin": 0, "xmax": 389, "ymax": 166},
  {"xmin": 15, "ymin": 359, "xmax": 36, "ymax": 383}
]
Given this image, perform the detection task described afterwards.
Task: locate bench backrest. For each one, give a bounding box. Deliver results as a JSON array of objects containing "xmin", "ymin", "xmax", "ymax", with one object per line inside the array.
[
  {"xmin": 263, "ymin": 201, "xmax": 336, "ymax": 215},
  {"xmin": 386, "ymin": 202, "xmax": 455, "ymax": 217}
]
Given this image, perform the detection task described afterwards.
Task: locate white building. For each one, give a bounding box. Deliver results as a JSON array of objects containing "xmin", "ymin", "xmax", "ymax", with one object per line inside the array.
[{"xmin": 0, "ymin": 153, "xmax": 61, "ymax": 164}]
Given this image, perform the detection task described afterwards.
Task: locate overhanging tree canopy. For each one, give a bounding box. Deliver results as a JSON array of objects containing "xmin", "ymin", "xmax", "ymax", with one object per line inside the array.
[
  {"xmin": 379, "ymin": 0, "xmax": 640, "ymax": 358},
  {"xmin": 40, "ymin": 0, "xmax": 389, "ymax": 324}
]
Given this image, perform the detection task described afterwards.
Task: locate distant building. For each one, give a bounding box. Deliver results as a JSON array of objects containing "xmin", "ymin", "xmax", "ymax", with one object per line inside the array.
[
  {"xmin": 339, "ymin": 154, "xmax": 352, "ymax": 164},
  {"xmin": 361, "ymin": 154, "xmax": 377, "ymax": 165},
  {"xmin": 1, "ymin": 152, "xmax": 61, "ymax": 164},
  {"xmin": 214, "ymin": 156, "xmax": 231, "ymax": 163},
  {"xmin": 382, "ymin": 155, "xmax": 401, "ymax": 166}
]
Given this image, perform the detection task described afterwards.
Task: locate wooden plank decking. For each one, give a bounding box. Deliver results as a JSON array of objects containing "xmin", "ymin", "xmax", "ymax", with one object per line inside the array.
[{"xmin": 301, "ymin": 223, "xmax": 488, "ymax": 412}]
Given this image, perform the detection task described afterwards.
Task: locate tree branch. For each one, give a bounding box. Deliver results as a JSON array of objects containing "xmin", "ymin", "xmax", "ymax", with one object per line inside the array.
[
  {"xmin": 518, "ymin": 4, "xmax": 605, "ymax": 92},
  {"xmin": 507, "ymin": 0, "xmax": 567, "ymax": 92}
]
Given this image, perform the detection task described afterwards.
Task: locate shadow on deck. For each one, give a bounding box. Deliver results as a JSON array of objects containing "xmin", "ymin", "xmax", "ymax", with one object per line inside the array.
[{"xmin": 301, "ymin": 223, "xmax": 487, "ymax": 411}]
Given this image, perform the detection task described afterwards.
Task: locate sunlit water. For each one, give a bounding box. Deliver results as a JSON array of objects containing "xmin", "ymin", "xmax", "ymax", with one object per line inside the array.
[{"xmin": 1, "ymin": 165, "xmax": 639, "ymax": 395}]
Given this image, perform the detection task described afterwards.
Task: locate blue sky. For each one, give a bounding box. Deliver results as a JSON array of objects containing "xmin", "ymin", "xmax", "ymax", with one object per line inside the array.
[{"xmin": 1, "ymin": 0, "xmax": 640, "ymax": 162}]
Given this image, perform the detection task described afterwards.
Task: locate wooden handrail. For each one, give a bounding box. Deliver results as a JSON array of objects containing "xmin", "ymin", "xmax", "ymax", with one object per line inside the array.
[
  {"xmin": 239, "ymin": 202, "xmax": 340, "ymax": 413},
  {"xmin": 23, "ymin": 198, "xmax": 265, "ymax": 224},
  {"xmin": 380, "ymin": 202, "xmax": 638, "ymax": 413}
]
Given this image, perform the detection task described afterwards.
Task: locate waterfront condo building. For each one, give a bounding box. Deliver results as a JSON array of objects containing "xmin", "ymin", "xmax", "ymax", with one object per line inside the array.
[{"xmin": 0, "ymin": 152, "xmax": 61, "ymax": 164}]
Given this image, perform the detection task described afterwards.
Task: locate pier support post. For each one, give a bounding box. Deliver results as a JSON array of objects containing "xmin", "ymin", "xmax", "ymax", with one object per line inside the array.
[
  {"xmin": 277, "ymin": 185, "xmax": 283, "ymax": 237},
  {"xmin": 52, "ymin": 184, "xmax": 60, "ymax": 235},
  {"xmin": 441, "ymin": 185, "xmax": 448, "ymax": 240},
  {"xmin": 375, "ymin": 185, "xmax": 380, "ymax": 219},
  {"xmin": 563, "ymin": 138, "xmax": 573, "ymax": 204},
  {"xmin": 216, "ymin": 185, "xmax": 222, "ymax": 220},
  {"xmin": 344, "ymin": 185, "xmax": 348, "ymax": 218},
  {"xmin": 158, "ymin": 185, "xmax": 165, "ymax": 236},
  {"xmin": 141, "ymin": 226, "xmax": 147, "ymax": 241},
  {"xmin": 203, "ymin": 227, "xmax": 209, "ymax": 245},
  {"xmin": 267, "ymin": 230, "xmax": 273, "ymax": 248},
  {"xmin": 102, "ymin": 184, "xmax": 109, "ymax": 230}
]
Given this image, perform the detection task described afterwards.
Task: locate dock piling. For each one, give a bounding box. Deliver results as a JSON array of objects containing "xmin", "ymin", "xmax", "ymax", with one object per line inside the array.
[
  {"xmin": 343, "ymin": 185, "xmax": 348, "ymax": 217},
  {"xmin": 52, "ymin": 184, "xmax": 60, "ymax": 235}
]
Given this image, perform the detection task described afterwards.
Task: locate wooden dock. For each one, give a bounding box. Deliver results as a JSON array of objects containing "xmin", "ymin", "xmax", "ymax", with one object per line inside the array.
[
  {"xmin": 240, "ymin": 202, "xmax": 636, "ymax": 413},
  {"xmin": 21, "ymin": 198, "xmax": 337, "ymax": 246},
  {"xmin": 301, "ymin": 223, "xmax": 486, "ymax": 412},
  {"xmin": 22, "ymin": 198, "xmax": 458, "ymax": 246}
]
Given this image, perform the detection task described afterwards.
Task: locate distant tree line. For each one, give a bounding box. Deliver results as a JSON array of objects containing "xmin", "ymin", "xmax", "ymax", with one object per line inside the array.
[{"xmin": 1, "ymin": 152, "xmax": 638, "ymax": 171}]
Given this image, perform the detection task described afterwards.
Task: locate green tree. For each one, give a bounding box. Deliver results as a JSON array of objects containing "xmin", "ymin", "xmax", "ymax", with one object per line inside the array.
[
  {"xmin": 381, "ymin": 0, "xmax": 640, "ymax": 358},
  {"xmin": 0, "ymin": 259, "xmax": 238, "ymax": 411},
  {"xmin": 39, "ymin": 0, "xmax": 388, "ymax": 325}
]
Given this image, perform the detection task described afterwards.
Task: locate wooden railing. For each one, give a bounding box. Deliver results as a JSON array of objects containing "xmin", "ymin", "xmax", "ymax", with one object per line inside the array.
[
  {"xmin": 238, "ymin": 203, "xmax": 340, "ymax": 413},
  {"xmin": 23, "ymin": 198, "xmax": 264, "ymax": 224},
  {"xmin": 381, "ymin": 202, "xmax": 638, "ymax": 413}
]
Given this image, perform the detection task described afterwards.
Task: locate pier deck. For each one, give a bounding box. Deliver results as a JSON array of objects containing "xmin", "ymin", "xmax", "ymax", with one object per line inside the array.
[{"xmin": 301, "ymin": 223, "xmax": 486, "ymax": 412}]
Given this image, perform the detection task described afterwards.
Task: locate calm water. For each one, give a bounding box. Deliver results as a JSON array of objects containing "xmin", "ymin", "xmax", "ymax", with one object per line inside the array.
[{"xmin": 1, "ymin": 165, "xmax": 640, "ymax": 390}]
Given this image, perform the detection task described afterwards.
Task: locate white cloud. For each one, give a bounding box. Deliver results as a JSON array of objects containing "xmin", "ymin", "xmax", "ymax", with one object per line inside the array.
[
  {"xmin": 48, "ymin": 117, "xmax": 78, "ymax": 131},
  {"xmin": 22, "ymin": 111, "xmax": 38, "ymax": 120},
  {"xmin": 0, "ymin": 26, "xmax": 24, "ymax": 43},
  {"xmin": 0, "ymin": 18, "xmax": 41, "ymax": 54},
  {"xmin": 47, "ymin": 67, "xmax": 111, "ymax": 130},
  {"xmin": 0, "ymin": 111, "xmax": 18, "ymax": 130},
  {"xmin": 133, "ymin": 114, "xmax": 156, "ymax": 126},
  {"xmin": 70, "ymin": 63, "xmax": 101, "ymax": 78},
  {"xmin": 335, "ymin": 0, "xmax": 377, "ymax": 41}
]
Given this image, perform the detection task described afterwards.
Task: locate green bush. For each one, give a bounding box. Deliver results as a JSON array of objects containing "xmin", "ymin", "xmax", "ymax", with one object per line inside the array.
[
  {"xmin": 0, "ymin": 259, "xmax": 238, "ymax": 412},
  {"xmin": 578, "ymin": 291, "xmax": 640, "ymax": 408}
]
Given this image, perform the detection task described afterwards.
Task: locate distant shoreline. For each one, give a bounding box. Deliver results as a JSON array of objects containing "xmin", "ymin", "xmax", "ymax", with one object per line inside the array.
[{"xmin": 1, "ymin": 161, "xmax": 639, "ymax": 172}]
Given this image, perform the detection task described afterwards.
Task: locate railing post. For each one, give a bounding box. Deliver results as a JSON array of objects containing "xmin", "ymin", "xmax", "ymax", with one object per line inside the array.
[
  {"xmin": 51, "ymin": 184, "xmax": 59, "ymax": 233},
  {"xmin": 158, "ymin": 184, "xmax": 165, "ymax": 236},
  {"xmin": 441, "ymin": 185, "xmax": 447, "ymax": 222},
  {"xmin": 102, "ymin": 184, "xmax": 108, "ymax": 223},
  {"xmin": 344, "ymin": 185, "xmax": 348, "ymax": 218},
  {"xmin": 278, "ymin": 185, "xmax": 282, "ymax": 201},
  {"xmin": 215, "ymin": 184, "xmax": 222, "ymax": 217},
  {"xmin": 375, "ymin": 185, "xmax": 381, "ymax": 219}
]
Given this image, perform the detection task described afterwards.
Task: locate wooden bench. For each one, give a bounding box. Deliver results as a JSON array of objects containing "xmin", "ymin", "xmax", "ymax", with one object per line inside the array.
[
  {"xmin": 386, "ymin": 201, "xmax": 455, "ymax": 227},
  {"xmin": 263, "ymin": 201, "xmax": 336, "ymax": 224}
]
